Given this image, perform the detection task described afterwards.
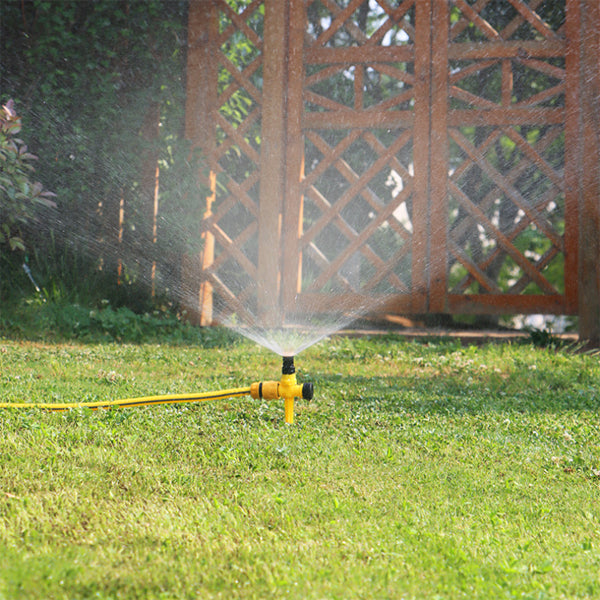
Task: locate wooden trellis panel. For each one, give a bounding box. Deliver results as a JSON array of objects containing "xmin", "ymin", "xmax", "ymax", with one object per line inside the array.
[
  {"xmin": 185, "ymin": 0, "xmax": 266, "ymax": 325},
  {"xmin": 184, "ymin": 0, "xmax": 598, "ymax": 338},
  {"xmin": 285, "ymin": 0, "xmax": 430, "ymax": 318},
  {"xmin": 431, "ymin": 0, "xmax": 579, "ymax": 316}
]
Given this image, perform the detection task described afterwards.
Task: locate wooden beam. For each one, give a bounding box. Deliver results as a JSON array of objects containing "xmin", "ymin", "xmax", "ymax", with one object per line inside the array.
[
  {"xmin": 577, "ymin": 0, "xmax": 600, "ymax": 345},
  {"xmin": 306, "ymin": 46, "xmax": 415, "ymax": 65},
  {"xmin": 293, "ymin": 292, "xmax": 416, "ymax": 316},
  {"xmin": 304, "ymin": 110, "xmax": 414, "ymax": 130},
  {"xmin": 448, "ymin": 108, "xmax": 565, "ymax": 126},
  {"xmin": 257, "ymin": 0, "xmax": 288, "ymax": 328},
  {"xmin": 447, "ymin": 40, "xmax": 565, "ymax": 60},
  {"xmin": 408, "ymin": 0, "xmax": 431, "ymax": 313},
  {"xmin": 428, "ymin": 0, "xmax": 449, "ymax": 312},
  {"xmin": 183, "ymin": 0, "xmax": 218, "ymax": 325},
  {"xmin": 282, "ymin": 0, "xmax": 306, "ymax": 315},
  {"xmin": 446, "ymin": 294, "xmax": 569, "ymax": 315}
]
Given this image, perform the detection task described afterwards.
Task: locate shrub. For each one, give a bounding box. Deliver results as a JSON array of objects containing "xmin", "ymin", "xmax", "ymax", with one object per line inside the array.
[{"xmin": 0, "ymin": 99, "xmax": 56, "ymax": 252}]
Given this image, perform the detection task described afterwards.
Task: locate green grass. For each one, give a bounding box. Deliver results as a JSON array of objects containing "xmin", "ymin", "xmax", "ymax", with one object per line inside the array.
[{"xmin": 1, "ymin": 334, "xmax": 600, "ymax": 599}]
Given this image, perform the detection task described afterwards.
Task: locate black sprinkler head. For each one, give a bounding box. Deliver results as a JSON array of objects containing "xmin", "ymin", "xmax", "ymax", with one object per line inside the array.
[{"xmin": 282, "ymin": 356, "xmax": 295, "ymax": 375}]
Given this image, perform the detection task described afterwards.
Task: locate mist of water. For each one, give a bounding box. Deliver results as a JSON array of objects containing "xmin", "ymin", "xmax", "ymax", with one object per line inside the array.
[
  {"xmin": 31, "ymin": 132, "xmax": 409, "ymax": 357},
  {"xmin": 15, "ymin": 0, "xmax": 577, "ymax": 355}
]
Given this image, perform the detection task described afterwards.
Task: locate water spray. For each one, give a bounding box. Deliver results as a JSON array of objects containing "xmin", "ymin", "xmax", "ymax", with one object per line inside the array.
[{"xmin": 0, "ymin": 356, "xmax": 313, "ymax": 425}]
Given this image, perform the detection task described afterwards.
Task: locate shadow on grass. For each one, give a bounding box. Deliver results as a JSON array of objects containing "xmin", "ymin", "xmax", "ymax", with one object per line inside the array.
[{"xmin": 313, "ymin": 366, "xmax": 600, "ymax": 416}]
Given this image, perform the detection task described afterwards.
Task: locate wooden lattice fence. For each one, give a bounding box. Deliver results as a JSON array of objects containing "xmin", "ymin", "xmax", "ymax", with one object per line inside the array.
[{"xmin": 183, "ymin": 0, "xmax": 600, "ymax": 341}]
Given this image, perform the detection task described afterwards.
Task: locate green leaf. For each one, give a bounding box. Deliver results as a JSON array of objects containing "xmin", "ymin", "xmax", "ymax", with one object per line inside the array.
[{"xmin": 8, "ymin": 236, "xmax": 25, "ymax": 251}]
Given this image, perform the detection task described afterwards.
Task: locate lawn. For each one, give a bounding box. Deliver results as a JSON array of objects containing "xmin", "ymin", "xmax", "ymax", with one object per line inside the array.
[{"xmin": 1, "ymin": 334, "xmax": 599, "ymax": 599}]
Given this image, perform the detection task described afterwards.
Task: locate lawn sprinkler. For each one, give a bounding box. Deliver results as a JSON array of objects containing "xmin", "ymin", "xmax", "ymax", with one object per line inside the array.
[
  {"xmin": 0, "ymin": 355, "xmax": 313, "ymax": 425},
  {"xmin": 250, "ymin": 356, "xmax": 313, "ymax": 424}
]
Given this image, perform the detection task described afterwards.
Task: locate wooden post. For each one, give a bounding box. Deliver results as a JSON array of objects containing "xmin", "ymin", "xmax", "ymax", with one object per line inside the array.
[
  {"xmin": 282, "ymin": 0, "xmax": 305, "ymax": 316},
  {"xmin": 257, "ymin": 0, "xmax": 289, "ymax": 328},
  {"xmin": 411, "ymin": 0, "xmax": 432, "ymax": 313},
  {"xmin": 183, "ymin": 0, "xmax": 217, "ymax": 325},
  {"xmin": 139, "ymin": 101, "xmax": 161, "ymax": 296},
  {"xmin": 199, "ymin": 171, "xmax": 216, "ymax": 325},
  {"xmin": 577, "ymin": 0, "xmax": 600, "ymax": 345},
  {"xmin": 428, "ymin": 0, "xmax": 449, "ymax": 313},
  {"xmin": 564, "ymin": 0, "xmax": 581, "ymax": 320}
]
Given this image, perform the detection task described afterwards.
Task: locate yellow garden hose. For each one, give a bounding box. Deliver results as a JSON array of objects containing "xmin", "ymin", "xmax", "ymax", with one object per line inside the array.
[
  {"xmin": 0, "ymin": 387, "xmax": 252, "ymax": 411},
  {"xmin": 0, "ymin": 356, "xmax": 314, "ymax": 423}
]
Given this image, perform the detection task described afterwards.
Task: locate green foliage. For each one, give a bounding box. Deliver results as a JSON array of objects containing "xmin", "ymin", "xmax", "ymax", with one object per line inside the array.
[
  {"xmin": 0, "ymin": 297, "xmax": 240, "ymax": 345},
  {"xmin": 527, "ymin": 325, "xmax": 568, "ymax": 349},
  {"xmin": 0, "ymin": 100, "xmax": 56, "ymax": 252},
  {"xmin": 0, "ymin": 0, "xmax": 206, "ymax": 308}
]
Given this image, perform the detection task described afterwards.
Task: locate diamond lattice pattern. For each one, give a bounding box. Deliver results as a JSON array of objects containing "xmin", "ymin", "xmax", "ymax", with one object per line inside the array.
[
  {"xmin": 205, "ymin": 0, "xmax": 264, "ymax": 314},
  {"xmin": 446, "ymin": 0, "xmax": 566, "ymax": 297},
  {"xmin": 301, "ymin": 0, "xmax": 417, "ymax": 297}
]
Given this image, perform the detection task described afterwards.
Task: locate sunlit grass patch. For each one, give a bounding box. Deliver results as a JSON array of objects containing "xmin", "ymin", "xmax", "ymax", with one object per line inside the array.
[{"xmin": 1, "ymin": 336, "xmax": 599, "ymax": 599}]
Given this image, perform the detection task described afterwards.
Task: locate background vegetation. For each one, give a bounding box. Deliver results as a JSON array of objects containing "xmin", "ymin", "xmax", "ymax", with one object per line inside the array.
[{"xmin": 0, "ymin": 0, "xmax": 205, "ymax": 311}]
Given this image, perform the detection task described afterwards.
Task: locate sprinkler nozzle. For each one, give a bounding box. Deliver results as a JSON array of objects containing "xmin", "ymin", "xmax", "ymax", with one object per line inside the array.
[{"xmin": 282, "ymin": 356, "xmax": 295, "ymax": 375}]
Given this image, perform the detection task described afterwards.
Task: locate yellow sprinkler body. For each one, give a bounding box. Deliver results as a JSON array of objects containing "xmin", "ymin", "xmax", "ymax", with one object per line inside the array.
[{"xmin": 250, "ymin": 356, "xmax": 313, "ymax": 425}]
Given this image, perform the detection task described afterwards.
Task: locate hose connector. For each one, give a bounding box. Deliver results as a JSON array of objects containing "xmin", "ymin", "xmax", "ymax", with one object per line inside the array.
[{"xmin": 249, "ymin": 379, "xmax": 313, "ymax": 401}]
